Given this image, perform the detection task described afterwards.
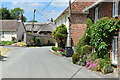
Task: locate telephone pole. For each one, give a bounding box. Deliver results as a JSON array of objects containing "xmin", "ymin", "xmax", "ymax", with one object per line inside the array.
[
  {"xmin": 66, "ymin": 0, "xmax": 73, "ymax": 57},
  {"xmin": 67, "ymin": 0, "xmax": 72, "ymax": 46},
  {"xmin": 32, "ymin": 9, "xmax": 36, "ymax": 34}
]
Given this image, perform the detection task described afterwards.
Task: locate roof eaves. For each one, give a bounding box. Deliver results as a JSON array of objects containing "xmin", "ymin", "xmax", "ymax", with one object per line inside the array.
[{"xmin": 83, "ymin": 0, "xmax": 105, "ymax": 12}]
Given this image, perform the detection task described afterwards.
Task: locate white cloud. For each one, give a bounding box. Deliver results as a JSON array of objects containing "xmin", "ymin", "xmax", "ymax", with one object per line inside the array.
[
  {"xmin": 50, "ymin": 0, "xmax": 75, "ymax": 8},
  {"xmin": 36, "ymin": 10, "xmax": 62, "ymax": 22},
  {"xmin": 11, "ymin": 2, "xmax": 44, "ymax": 12}
]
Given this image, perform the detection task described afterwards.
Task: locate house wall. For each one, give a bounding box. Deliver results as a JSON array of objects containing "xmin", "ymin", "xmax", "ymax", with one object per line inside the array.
[
  {"xmin": 55, "ymin": 13, "xmax": 69, "ymax": 32},
  {"xmin": 118, "ymin": 28, "xmax": 120, "ymax": 76},
  {"xmin": 1, "ymin": 31, "xmax": 17, "ymax": 41},
  {"xmin": 118, "ymin": 2, "xmax": 120, "ymax": 75},
  {"xmin": 89, "ymin": 2, "xmax": 120, "ymax": 69},
  {"xmin": 17, "ymin": 22, "xmax": 26, "ymax": 41},
  {"xmin": 26, "ymin": 34, "xmax": 55, "ymax": 46},
  {"xmin": 89, "ymin": 2, "xmax": 113, "ymax": 20},
  {"xmin": 71, "ymin": 13, "xmax": 87, "ymax": 45}
]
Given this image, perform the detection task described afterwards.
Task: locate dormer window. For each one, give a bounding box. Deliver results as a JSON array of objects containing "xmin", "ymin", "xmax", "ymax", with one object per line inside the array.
[{"xmin": 113, "ymin": 0, "xmax": 119, "ymax": 18}]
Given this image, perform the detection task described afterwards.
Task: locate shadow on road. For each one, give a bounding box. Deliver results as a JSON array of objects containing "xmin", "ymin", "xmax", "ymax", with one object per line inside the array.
[{"xmin": 0, "ymin": 55, "xmax": 8, "ymax": 61}]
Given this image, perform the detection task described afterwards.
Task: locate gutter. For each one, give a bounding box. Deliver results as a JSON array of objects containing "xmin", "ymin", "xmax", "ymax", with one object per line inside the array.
[{"xmin": 83, "ymin": 0, "xmax": 105, "ymax": 12}]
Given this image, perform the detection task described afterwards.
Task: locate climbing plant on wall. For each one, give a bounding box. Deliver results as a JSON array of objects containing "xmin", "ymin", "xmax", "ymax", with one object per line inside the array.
[{"xmin": 90, "ymin": 17, "xmax": 120, "ymax": 58}]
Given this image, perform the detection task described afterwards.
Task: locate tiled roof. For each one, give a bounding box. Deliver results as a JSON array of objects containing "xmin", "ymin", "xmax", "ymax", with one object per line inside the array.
[
  {"xmin": 0, "ymin": 20, "xmax": 21, "ymax": 31},
  {"xmin": 54, "ymin": 0, "xmax": 95, "ymax": 22},
  {"xmin": 24, "ymin": 22, "xmax": 56, "ymax": 32}
]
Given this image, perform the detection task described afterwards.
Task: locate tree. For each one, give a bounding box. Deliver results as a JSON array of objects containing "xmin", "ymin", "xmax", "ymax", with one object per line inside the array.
[
  {"xmin": 0, "ymin": 7, "xmax": 11, "ymax": 19},
  {"xmin": 10, "ymin": 7, "xmax": 27, "ymax": 22},
  {"xmin": 52, "ymin": 24, "xmax": 67, "ymax": 49},
  {"xmin": 27, "ymin": 20, "xmax": 38, "ymax": 22}
]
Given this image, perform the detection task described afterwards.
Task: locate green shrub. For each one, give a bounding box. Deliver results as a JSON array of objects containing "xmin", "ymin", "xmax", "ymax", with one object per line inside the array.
[
  {"xmin": 1, "ymin": 41, "xmax": 17, "ymax": 45},
  {"xmin": 76, "ymin": 31, "xmax": 88, "ymax": 54},
  {"xmin": 81, "ymin": 45, "xmax": 92, "ymax": 57},
  {"xmin": 52, "ymin": 46, "xmax": 58, "ymax": 52},
  {"xmin": 90, "ymin": 53, "xmax": 98, "ymax": 61},
  {"xmin": 30, "ymin": 40, "xmax": 35, "ymax": 46},
  {"xmin": 72, "ymin": 53, "xmax": 80, "ymax": 64},
  {"xmin": 61, "ymin": 52, "xmax": 66, "ymax": 56},
  {"xmin": 35, "ymin": 37, "xmax": 41, "ymax": 46},
  {"xmin": 98, "ymin": 59, "xmax": 113, "ymax": 74}
]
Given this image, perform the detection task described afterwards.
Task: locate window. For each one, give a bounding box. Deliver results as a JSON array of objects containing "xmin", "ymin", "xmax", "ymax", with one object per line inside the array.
[
  {"xmin": 113, "ymin": 0, "xmax": 119, "ymax": 17},
  {"xmin": 44, "ymin": 32, "xmax": 47, "ymax": 35},
  {"xmin": 112, "ymin": 36, "xmax": 118, "ymax": 65},
  {"xmin": 1, "ymin": 31, "xmax": 4, "ymax": 38},
  {"xmin": 95, "ymin": 7, "xmax": 98, "ymax": 21}
]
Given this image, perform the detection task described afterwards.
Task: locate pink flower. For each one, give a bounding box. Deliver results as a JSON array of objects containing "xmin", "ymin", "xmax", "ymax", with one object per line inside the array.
[
  {"xmin": 86, "ymin": 62, "xmax": 90, "ymax": 67},
  {"xmin": 88, "ymin": 65, "xmax": 92, "ymax": 69}
]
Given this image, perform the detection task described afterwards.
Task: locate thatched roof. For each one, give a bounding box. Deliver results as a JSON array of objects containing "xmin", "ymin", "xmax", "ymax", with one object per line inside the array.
[
  {"xmin": 0, "ymin": 20, "xmax": 21, "ymax": 31},
  {"xmin": 24, "ymin": 22, "xmax": 56, "ymax": 32}
]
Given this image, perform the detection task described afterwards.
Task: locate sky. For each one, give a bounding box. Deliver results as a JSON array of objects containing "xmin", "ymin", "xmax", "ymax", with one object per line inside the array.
[{"xmin": 1, "ymin": 0, "xmax": 75, "ymax": 22}]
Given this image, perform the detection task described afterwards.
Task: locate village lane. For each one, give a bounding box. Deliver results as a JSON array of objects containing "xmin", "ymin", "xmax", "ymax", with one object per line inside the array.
[{"xmin": 2, "ymin": 47, "xmax": 117, "ymax": 79}]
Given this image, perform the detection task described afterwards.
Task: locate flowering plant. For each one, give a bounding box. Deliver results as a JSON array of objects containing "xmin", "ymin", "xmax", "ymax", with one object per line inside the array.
[{"xmin": 58, "ymin": 49, "xmax": 65, "ymax": 53}]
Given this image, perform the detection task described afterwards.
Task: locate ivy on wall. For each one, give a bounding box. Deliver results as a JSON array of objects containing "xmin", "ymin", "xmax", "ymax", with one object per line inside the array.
[{"xmin": 90, "ymin": 17, "xmax": 120, "ymax": 58}]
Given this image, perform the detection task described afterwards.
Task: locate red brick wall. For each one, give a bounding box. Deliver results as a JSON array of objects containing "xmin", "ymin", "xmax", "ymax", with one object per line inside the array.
[
  {"xmin": 118, "ymin": 28, "xmax": 120, "ymax": 77},
  {"xmin": 89, "ymin": 2, "xmax": 120, "ymax": 70},
  {"xmin": 71, "ymin": 13, "xmax": 87, "ymax": 45},
  {"xmin": 119, "ymin": 2, "xmax": 120, "ymax": 19},
  {"xmin": 118, "ymin": 2, "xmax": 120, "ymax": 77},
  {"xmin": 89, "ymin": 2, "xmax": 113, "ymax": 20}
]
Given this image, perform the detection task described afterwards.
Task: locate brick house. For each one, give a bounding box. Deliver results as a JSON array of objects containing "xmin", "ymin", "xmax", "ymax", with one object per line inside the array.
[
  {"xmin": 83, "ymin": 0, "xmax": 120, "ymax": 71},
  {"xmin": 54, "ymin": 0, "xmax": 94, "ymax": 47}
]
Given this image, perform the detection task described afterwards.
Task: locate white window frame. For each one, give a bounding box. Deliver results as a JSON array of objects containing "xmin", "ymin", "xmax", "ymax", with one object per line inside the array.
[
  {"xmin": 95, "ymin": 6, "xmax": 98, "ymax": 22},
  {"xmin": 112, "ymin": 36, "xmax": 118, "ymax": 65},
  {"xmin": 1, "ymin": 31, "xmax": 4, "ymax": 38},
  {"xmin": 113, "ymin": 0, "xmax": 119, "ymax": 17}
]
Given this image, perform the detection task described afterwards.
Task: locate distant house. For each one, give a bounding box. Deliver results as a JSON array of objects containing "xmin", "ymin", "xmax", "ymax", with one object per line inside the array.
[
  {"xmin": 0, "ymin": 20, "xmax": 26, "ymax": 42},
  {"xmin": 83, "ymin": 0, "xmax": 120, "ymax": 67},
  {"xmin": 24, "ymin": 22, "xmax": 56, "ymax": 45},
  {"xmin": 54, "ymin": 0, "xmax": 94, "ymax": 47}
]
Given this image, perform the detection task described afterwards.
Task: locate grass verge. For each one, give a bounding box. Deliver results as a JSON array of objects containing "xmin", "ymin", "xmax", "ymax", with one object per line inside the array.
[{"xmin": 0, "ymin": 47, "xmax": 11, "ymax": 56}]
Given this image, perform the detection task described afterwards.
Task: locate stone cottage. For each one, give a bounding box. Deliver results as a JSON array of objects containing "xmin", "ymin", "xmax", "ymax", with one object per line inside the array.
[
  {"xmin": 0, "ymin": 19, "xmax": 26, "ymax": 42},
  {"xmin": 24, "ymin": 22, "xmax": 56, "ymax": 45}
]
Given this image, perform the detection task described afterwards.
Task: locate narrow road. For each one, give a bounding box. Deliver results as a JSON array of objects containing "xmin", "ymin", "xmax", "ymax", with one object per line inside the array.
[{"xmin": 2, "ymin": 47, "xmax": 117, "ymax": 78}]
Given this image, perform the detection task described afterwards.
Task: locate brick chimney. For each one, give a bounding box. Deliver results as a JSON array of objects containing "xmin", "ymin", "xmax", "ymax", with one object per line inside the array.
[
  {"xmin": 51, "ymin": 18, "xmax": 53, "ymax": 23},
  {"xmin": 18, "ymin": 14, "xmax": 23, "ymax": 22}
]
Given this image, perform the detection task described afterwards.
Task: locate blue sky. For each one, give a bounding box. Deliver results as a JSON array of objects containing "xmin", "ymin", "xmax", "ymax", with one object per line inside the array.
[{"xmin": 1, "ymin": 1, "xmax": 71, "ymax": 22}]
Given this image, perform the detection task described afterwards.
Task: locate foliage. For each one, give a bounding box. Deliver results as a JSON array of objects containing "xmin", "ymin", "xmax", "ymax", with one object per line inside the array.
[
  {"xmin": 80, "ymin": 55, "xmax": 87, "ymax": 66},
  {"xmin": 61, "ymin": 52, "xmax": 66, "ymax": 56},
  {"xmin": 81, "ymin": 45, "xmax": 92, "ymax": 57},
  {"xmin": 98, "ymin": 59, "xmax": 113, "ymax": 74},
  {"xmin": 76, "ymin": 18, "xmax": 93, "ymax": 55},
  {"xmin": 86, "ymin": 17, "xmax": 94, "ymax": 43},
  {"xmin": 0, "ymin": 7, "xmax": 11, "ymax": 19},
  {"xmin": 27, "ymin": 21, "xmax": 38, "ymax": 22},
  {"xmin": 72, "ymin": 53, "xmax": 80, "ymax": 64},
  {"xmin": 10, "ymin": 7, "xmax": 27, "ymax": 22},
  {"xmin": 76, "ymin": 30, "xmax": 88, "ymax": 54},
  {"xmin": 0, "ymin": 7, "xmax": 27, "ymax": 22},
  {"xmin": 52, "ymin": 24, "xmax": 67, "ymax": 39},
  {"xmin": 51, "ymin": 46, "xmax": 58, "ymax": 52},
  {"xmin": 90, "ymin": 17, "xmax": 120, "ymax": 58},
  {"xmin": 52, "ymin": 24, "xmax": 67, "ymax": 48},
  {"xmin": 1, "ymin": 41, "xmax": 17, "ymax": 45},
  {"xmin": 35, "ymin": 37, "xmax": 41, "ymax": 46}
]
